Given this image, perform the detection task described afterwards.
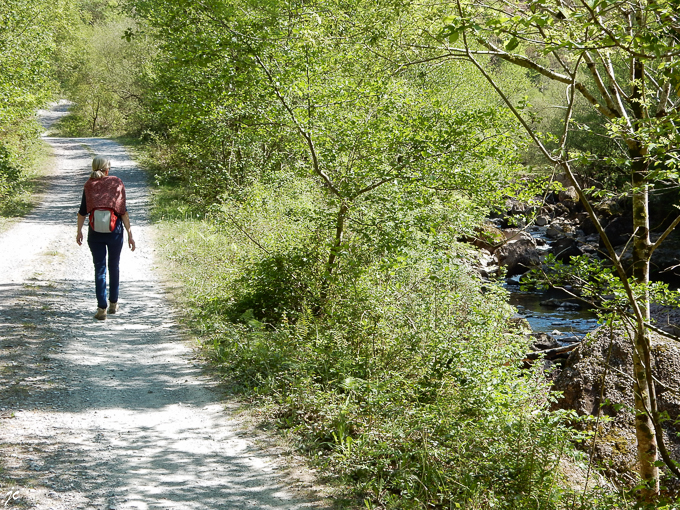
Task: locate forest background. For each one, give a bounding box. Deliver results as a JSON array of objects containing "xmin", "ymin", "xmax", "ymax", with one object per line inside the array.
[{"xmin": 2, "ymin": 0, "xmax": 679, "ymax": 508}]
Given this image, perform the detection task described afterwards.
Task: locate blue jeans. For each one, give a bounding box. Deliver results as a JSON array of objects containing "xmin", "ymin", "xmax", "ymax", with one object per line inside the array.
[{"xmin": 88, "ymin": 227, "xmax": 124, "ymax": 309}]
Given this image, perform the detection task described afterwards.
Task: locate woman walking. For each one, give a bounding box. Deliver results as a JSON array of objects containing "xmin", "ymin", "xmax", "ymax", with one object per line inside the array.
[{"xmin": 76, "ymin": 156, "xmax": 135, "ymax": 320}]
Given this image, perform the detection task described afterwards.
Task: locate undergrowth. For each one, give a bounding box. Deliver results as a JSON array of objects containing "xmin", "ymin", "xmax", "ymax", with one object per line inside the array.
[
  {"xmin": 0, "ymin": 119, "xmax": 52, "ymax": 230},
  {"xmin": 149, "ymin": 176, "xmax": 647, "ymax": 509}
]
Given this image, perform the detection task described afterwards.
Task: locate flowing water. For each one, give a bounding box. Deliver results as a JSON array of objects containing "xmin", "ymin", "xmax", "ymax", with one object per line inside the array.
[
  {"xmin": 506, "ymin": 281, "xmax": 600, "ymax": 338},
  {"xmin": 503, "ymin": 224, "xmax": 600, "ymax": 338}
]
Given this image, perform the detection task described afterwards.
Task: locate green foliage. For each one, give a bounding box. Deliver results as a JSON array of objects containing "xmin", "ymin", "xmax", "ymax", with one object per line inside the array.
[
  {"xmin": 227, "ymin": 245, "xmax": 321, "ymax": 324},
  {"xmin": 0, "ymin": 145, "xmax": 21, "ymax": 200},
  {"xmin": 146, "ymin": 167, "xmax": 642, "ymax": 508},
  {"xmin": 441, "ymin": 0, "xmax": 680, "ymax": 184},
  {"xmin": 77, "ymin": 0, "xmax": 120, "ymax": 24},
  {"xmin": 0, "ymin": 118, "xmax": 48, "ymax": 215},
  {"xmin": 119, "ymin": 0, "xmax": 647, "ymax": 506},
  {"xmin": 0, "ymin": 0, "xmax": 77, "ymax": 207},
  {"xmin": 54, "ymin": 15, "xmax": 156, "ymax": 136},
  {"xmin": 162, "ymin": 210, "xmax": 583, "ymax": 508},
  {"xmin": 120, "ymin": 0, "xmax": 531, "ymax": 210},
  {"xmin": 0, "ymin": 0, "xmax": 65, "ymax": 124}
]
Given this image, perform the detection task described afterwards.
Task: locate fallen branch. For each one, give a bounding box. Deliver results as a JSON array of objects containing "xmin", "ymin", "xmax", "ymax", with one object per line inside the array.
[{"xmin": 525, "ymin": 343, "xmax": 579, "ymax": 361}]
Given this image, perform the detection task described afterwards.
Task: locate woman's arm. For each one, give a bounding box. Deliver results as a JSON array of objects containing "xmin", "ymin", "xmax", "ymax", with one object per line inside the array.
[
  {"xmin": 120, "ymin": 212, "xmax": 136, "ymax": 251},
  {"xmin": 76, "ymin": 213, "xmax": 86, "ymax": 245}
]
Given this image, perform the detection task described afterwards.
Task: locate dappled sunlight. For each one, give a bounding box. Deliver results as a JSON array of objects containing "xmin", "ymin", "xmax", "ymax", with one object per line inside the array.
[
  {"xmin": 26, "ymin": 402, "xmax": 309, "ymax": 509},
  {"xmin": 0, "ymin": 131, "xmax": 322, "ymax": 509}
]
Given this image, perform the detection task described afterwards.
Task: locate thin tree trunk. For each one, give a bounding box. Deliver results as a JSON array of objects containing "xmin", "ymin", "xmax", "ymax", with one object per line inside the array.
[
  {"xmin": 326, "ymin": 202, "xmax": 348, "ymax": 274},
  {"xmin": 317, "ymin": 202, "xmax": 348, "ymax": 313},
  {"xmin": 91, "ymin": 98, "xmax": 100, "ymax": 136},
  {"xmin": 630, "ymin": 144, "xmax": 659, "ymax": 497},
  {"xmin": 628, "ymin": 42, "xmax": 659, "ymax": 494}
]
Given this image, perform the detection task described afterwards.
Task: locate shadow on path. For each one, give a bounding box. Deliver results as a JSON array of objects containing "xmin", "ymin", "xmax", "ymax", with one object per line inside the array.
[{"xmin": 0, "ymin": 130, "xmax": 326, "ymax": 509}]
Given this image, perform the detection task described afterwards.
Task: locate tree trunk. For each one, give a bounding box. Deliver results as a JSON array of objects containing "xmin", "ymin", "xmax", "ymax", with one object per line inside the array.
[
  {"xmin": 91, "ymin": 98, "xmax": 100, "ymax": 136},
  {"xmin": 630, "ymin": 145, "xmax": 659, "ymax": 497},
  {"xmin": 316, "ymin": 201, "xmax": 348, "ymax": 314},
  {"xmin": 326, "ymin": 201, "xmax": 348, "ymax": 275},
  {"xmin": 627, "ymin": 40, "xmax": 659, "ymax": 494}
]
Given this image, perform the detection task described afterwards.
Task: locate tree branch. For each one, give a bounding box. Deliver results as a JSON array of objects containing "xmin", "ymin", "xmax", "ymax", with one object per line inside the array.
[
  {"xmin": 474, "ymin": 39, "xmax": 572, "ymax": 84},
  {"xmin": 469, "ymin": 38, "xmax": 619, "ymax": 119},
  {"xmin": 650, "ymin": 212, "xmax": 680, "ymax": 255},
  {"xmin": 453, "ymin": 4, "xmax": 558, "ymax": 165},
  {"xmin": 252, "ymin": 54, "xmax": 342, "ymax": 198},
  {"xmin": 583, "ymin": 51, "xmax": 620, "ymax": 116},
  {"xmin": 351, "ymin": 177, "xmax": 395, "ymax": 199}
]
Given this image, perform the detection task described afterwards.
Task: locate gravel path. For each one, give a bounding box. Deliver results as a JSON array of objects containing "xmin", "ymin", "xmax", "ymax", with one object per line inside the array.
[{"xmin": 0, "ymin": 104, "xmax": 326, "ymax": 510}]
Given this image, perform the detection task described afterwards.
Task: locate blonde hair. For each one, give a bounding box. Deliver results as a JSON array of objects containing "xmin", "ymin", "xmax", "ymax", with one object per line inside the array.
[{"xmin": 91, "ymin": 156, "xmax": 110, "ymax": 179}]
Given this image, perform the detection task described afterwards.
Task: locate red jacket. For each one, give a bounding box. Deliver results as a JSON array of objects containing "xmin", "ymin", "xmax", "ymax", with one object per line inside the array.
[{"xmin": 83, "ymin": 176, "xmax": 127, "ymax": 216}]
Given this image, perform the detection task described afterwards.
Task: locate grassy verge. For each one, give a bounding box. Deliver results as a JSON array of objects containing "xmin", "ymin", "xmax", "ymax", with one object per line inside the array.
[{"xmin": 0, "ymin": 134, "xmax": 53, "ymax": 234}]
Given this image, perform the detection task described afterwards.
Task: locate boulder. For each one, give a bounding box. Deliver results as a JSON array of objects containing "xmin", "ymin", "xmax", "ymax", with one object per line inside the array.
[
  {"xmin": 599, "ymin": 216, "xmax": 634, "ymax": 248},
  {"xmin": 530, "ymin": 332, "xmax": 560, "ymax": 351},
  {"xmin": 650, "ymin": 303, "xmax": 680, "ymax": 336},
  {"xmin": 468, "ymin": 224, "xmax": 505, "ymax": 251},
  {"xmin": 470, "ymin": 249, "xmax": 499, "ymax": 279},
  {"xmin": 478, "ymin": 265, "xmax": 499, "ymax": 278},
  {"xmin": 546, "ymin": 225, "xmax": 563, "ymax": 239},
  {"xmin": 540, "ymin": 205, "xmax": 555, "ymax": 217},
  {"xmin": 594, "ymin": 198, "xmax": 623, "ymax": 218},
  {"xmin": 559, "ymin": 335, "xmax": 582, "ymax": 344},
  {"xmin": 495, "ymin": 238, "xmax": 542, "ymax": 276},
  {"xmin": 575, "ymin": 212, "xmax": 598, "ymax": 236},
  {"xmin": 551, "ymin": 237, "xmax": 584, "ymax": 262},
  {"xmin": 540, "ymin": 298, "xmax": 581, "ymax": 309},
  {"xmin": 506, "ymin": 198, "xmax": 531, "ymax": 216},
  {"xmin": 560, "ymin": 222, "xmax": 576, "ymax": 234},
  {"xmin": 502, "ymin": 228, "xmax": 534, "ymax": 242},
  {"xmin": 559, "ymin": 186, "xmax": 579, "ymax": 203},
  {"xmin": 553, "ymin": 202, "xmax": 570, "ymax": 216},
  {"xmin": 552, "ymin": 328, "xmax": 680, "ymax": 480},
  {"xmin": 536, "ymin": 215, "xmax": 550, "ymax": 226},
  {"xmin": 464, "ymin": 244, "xmax": 501, "ymax": 279}
]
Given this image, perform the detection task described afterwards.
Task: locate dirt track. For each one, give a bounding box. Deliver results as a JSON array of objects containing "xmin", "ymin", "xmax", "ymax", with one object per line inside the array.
[{"xmin": 0, "ymin": 104, "xmax": 326, "ymax": 509}]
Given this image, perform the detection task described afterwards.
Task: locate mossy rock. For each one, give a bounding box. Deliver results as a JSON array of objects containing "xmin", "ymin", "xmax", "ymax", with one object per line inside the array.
[{"xmin": 552, "ymin": 328, "xmax": 680, "ymax": 483}]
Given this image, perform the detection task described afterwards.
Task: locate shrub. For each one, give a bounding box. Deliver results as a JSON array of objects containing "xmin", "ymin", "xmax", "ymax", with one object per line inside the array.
[
  {"xmin": 0, "ymin": 144, "xmax": 21, "ymax": 200},
  {"xmin": 203, "ymin": 245, "xmax": 578, "ymax": 508}
]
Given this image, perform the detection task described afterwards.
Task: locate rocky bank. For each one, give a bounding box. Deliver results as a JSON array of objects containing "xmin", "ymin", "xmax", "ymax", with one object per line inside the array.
[
  {"xmin": 471, "ymin": 184, "xmax": 680, "ymax": 281},
  {"xmin": 470, "ymin": 182, "xmax": 680, "ymax": 488},
  {"xmin": 552, "ymin": 326, "xmax": 680, "ymax": 488}
]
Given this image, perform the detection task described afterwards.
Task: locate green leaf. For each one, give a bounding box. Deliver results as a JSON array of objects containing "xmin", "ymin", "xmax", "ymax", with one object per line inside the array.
[{"xmin": 504, "ymin": 37, "xmax": 519, "ymax": 51}]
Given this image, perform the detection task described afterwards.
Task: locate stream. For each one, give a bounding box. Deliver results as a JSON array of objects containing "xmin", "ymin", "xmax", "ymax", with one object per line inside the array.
[
  {"xmin": 503, "ymin": 224, "xmax": 600, "ymax": 339},
  {"xmin": 489, "ymin": 201, "xmax": 680, "ymax": 344},
  {"xmin": 506, "ymin": 281, "xmax": 600, "ymax": 338}
]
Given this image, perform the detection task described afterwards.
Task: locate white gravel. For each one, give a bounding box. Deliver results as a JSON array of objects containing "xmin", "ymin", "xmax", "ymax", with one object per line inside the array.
[{"xmin": 0, "ymin": 104, "xmax": 327, "ymax": 509}]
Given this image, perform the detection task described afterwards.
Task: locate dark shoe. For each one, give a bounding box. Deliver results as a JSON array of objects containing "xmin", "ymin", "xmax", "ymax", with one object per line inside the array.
[{"xmin": 108, "ymin": 301, "xmax": 119, "ymax": 314}]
